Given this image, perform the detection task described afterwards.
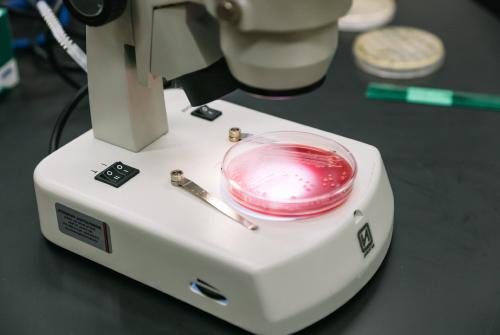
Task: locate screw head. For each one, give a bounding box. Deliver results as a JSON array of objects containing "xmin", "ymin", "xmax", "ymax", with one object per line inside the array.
[
  {"xmin": 170, "ymin": 169, "xmax": 184, "ymax": 185},
  {"xmin": 229, "ymin": 127, "xmax": 242, "ymax": 142},
  {"xmin": 216, "ymin": 0, "xmax": 241, "ymax": 24}
]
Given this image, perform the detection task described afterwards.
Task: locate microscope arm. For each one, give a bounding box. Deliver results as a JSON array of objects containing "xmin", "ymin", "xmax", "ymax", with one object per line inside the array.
[
  {"xmin": 86, "ymin": 1, "xmax": 221, "ymax": 152},
  {"xmin": 85, "ymin": 0, "xmax": 351, "ymax": 152}
]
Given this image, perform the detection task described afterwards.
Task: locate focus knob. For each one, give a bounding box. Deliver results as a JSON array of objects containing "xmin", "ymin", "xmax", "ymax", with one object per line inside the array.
[{"xmin": 63, "ymin": 0, "xmax": 127, "ymax": 26}]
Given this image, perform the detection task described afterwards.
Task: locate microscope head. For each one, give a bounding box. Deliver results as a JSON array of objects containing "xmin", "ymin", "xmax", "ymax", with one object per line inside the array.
[
  {"xmin": 65, "ymin": 0, "xmax": 351, "ymax": 105},
  {"xmin": 208, "ymin": 0, "xmax": 352, "ymax": 98},
  {"xmin": 171, "ymin": 0, "xmax": 352, "ymax": 104},
  {"xmin": 61, "ymin": 0, "xmax": 352, "ymax": 150}
]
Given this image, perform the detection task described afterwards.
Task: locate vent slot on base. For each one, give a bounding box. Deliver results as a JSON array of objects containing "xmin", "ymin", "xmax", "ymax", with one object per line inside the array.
[{"xmin": 190, "ymin": 279, "xmax": 228, "ymax": 306}]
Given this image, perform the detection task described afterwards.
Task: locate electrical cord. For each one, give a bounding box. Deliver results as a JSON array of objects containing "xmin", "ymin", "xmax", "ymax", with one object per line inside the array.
[
  {"xmin": 3, "ymin": 0, "xmax": 70, "ymax": 49},
  {"xmin": 48, "ymin": 84, "xmax": 88, "ymax": 153},
  {"xmin": 19, "ymin": 0, "xmax": 89, "ymax": 153},
  {"xmin": 4, "ymin": 0, "xmax": 89, "ymax": 152},
  {"xmin": 34, "ymin": 0, "xmax": 87, "ymax": 71},
  {"xmin": 32, "ymin": 40, "xmax": 84, "ymax": 71},
  {"xmin": 44, "ymin": 35, "xmax": 82, "ymax": 88},
  {"xmin": 6, "ymin": 0, "xmax": 87, "ymax": 76},
  {"xmin": 63, "ymin": 25, "xmax": 84, "ymax": 40}
]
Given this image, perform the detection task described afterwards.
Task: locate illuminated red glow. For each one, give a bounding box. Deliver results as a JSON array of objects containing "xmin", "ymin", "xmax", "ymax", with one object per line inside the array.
[{"xmin": 224, "ymin": 144, "xmax": 355, "ymax": 217}]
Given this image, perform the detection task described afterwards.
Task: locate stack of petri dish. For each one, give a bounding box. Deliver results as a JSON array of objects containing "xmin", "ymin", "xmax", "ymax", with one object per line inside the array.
[
  {"xmin": 353, "ymin": 26, "xmax": 446, "ymax": 79},
  {"xmin": 339, "ymin": 0, "xmax": 396, "ymax": 32}
]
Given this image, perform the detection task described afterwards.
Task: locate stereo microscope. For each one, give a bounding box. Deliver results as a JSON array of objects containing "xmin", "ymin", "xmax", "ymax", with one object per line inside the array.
[{"xmin": 34, "ymin": 1, "xmax": 394, "ymax": 334}]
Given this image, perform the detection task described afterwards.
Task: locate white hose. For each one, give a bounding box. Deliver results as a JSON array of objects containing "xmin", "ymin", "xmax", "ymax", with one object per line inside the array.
[{"xmin": 35, "ymin": 1, "xmax": 87, "ymax": 72}]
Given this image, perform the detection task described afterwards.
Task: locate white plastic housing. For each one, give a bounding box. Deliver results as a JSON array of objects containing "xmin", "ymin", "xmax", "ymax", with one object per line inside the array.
[{"xmin": 34, "ymin": 90, "xmax": 393, "ymax": 334}]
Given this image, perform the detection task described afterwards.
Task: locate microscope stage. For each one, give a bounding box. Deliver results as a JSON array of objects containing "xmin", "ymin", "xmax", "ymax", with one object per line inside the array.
[{"xmin": 34, "ymin": 90, "xmax": 393, "ymax": 334}]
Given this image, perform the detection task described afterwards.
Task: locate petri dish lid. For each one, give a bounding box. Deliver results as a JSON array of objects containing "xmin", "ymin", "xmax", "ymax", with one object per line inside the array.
[
  {"xmin": 353, "ymin": 26, "xmax": 445, "ymax": 79},
  {"xmin": 339, "ymin": 0, "xmax": 396, "ymax": 32},
  {"xmin": 221, "ymin": 131, "xmax": 357, "ymax": 219}
]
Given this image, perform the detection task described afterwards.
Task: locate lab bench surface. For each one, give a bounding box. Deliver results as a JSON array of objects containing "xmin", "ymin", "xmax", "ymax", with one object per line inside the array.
[{"xmin": 1, "ymin": 0, "xmax": 499, "ymax": 334}]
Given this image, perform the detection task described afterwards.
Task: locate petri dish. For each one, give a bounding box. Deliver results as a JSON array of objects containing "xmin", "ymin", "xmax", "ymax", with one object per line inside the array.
[
  {"xmin": 221, "ymin": 132, "xmax": 357, "ymax": 219},
  {"xmin": 353, "ymin": 26, "xmax": 445, "ymax": 79},
  {"xmin": 339, "ymin": 0, "xmax": 396, "ymax": 32}
]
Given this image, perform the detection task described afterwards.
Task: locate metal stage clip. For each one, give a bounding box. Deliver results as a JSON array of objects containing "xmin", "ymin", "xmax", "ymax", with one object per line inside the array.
[{"xmin": 170, "ymin": 170, "xmax": 258, "ymax": 231}]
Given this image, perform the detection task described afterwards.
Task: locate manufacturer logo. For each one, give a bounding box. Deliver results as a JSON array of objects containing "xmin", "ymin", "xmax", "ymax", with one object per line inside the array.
[{"xmin": 358, "ymin": 223, "xmax": 374, "ymax": 257}]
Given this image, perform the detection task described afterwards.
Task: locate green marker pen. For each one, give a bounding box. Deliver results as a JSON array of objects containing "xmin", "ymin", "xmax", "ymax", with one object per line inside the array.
[{"xmin": 366, "ymin": 83, "xmax": 500, "ymax": 111}]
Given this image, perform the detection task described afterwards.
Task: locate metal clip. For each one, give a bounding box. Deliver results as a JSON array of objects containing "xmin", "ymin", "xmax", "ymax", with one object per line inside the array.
[{"xmin": 170, "ymin": 170, "xmax": 258, "ymax": 231}]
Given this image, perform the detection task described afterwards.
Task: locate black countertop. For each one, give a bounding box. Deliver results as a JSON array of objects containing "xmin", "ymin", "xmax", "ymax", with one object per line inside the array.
[{"xmin": 1, "ymin": 0, "xmax": 499, "ymax": 334}]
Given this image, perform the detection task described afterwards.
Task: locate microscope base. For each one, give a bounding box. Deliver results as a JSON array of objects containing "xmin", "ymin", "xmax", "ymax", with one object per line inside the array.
[{"xmin": 34, "ymin": 90, "xmax": 393, "ymax": 334}]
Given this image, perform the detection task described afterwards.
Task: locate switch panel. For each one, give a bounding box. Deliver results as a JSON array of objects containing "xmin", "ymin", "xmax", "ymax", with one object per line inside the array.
[
  {"xmin": 95, "ymin": 162, "xmax": 139, "ymax": 188},
  {"xmin": 191, "ymin": 105, "xmax": 222, "ymax": 121}
]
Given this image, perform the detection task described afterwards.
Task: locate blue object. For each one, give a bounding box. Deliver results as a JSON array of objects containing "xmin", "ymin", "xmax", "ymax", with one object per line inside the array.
[{"xmin": 6, "ymin": 0, "xmax": 72, "ymax": 50}]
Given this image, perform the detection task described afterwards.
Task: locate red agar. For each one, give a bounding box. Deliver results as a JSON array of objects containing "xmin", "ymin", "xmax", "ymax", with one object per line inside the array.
[{"xmin": 225, "ymin": 143, "xmax": 355, "ymax": 217}]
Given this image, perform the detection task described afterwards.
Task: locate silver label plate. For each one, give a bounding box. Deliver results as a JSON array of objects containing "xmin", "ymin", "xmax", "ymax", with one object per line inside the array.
[{"xmin": 55, "ymin": 203, "xmax": 112, "ymax": 253}]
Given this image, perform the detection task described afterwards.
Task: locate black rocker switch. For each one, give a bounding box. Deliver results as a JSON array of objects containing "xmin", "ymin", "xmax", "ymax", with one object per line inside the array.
[
  {"xmin": 191, "ymin": 105, "xmax": 222, "ymax": 121},
  {"xmin": 95, "ymin": 162, "xmax": 139, "ymax": 188}
]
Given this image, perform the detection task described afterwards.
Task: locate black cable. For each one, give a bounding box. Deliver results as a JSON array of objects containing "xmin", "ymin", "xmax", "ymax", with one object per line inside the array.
[
  {"xmin": 6, "ymin": 0, "xmax": 86, "ymax": 73},
  {"xmin": 48, "ymin": 84, "xmax": 88, "ymax": 154},
  {"xmin": 44, "ymin": 36, "xmax": 82, "ymax": 89},
  {"xmin": 32, "ymin": 38, "xmax": 85, "ymax": 72},
  {"xmin": 64, "ymin": 26, "xmax": 85, "ymax": 40}
]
